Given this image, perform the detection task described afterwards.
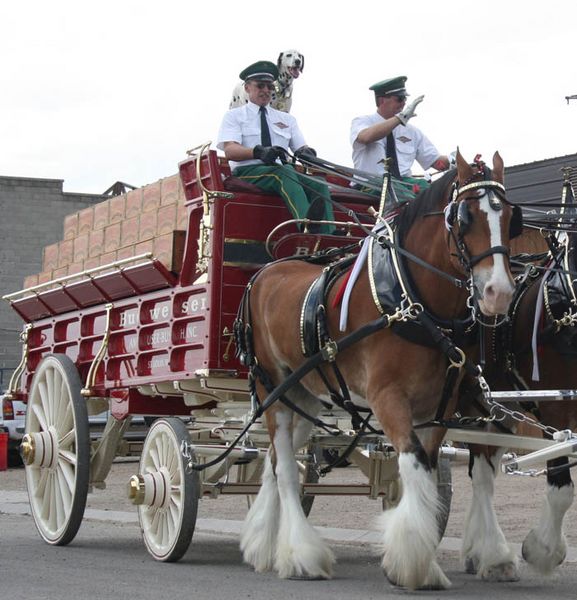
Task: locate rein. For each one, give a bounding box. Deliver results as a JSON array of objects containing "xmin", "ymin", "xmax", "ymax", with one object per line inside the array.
[
  {"xmin": 188, "ymin": 160, "xmax": 515, "ymax": 472},
  {"xmin": 189, "ymin": 314, "xmax": 392, "ymax": 472}
]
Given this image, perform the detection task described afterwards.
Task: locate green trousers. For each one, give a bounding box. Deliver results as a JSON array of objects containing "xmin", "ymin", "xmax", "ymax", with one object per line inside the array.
[
  {"xmin": 361, "ymin": 175, "xmax": 431, "ymax": 203},
  {"xmin": 233, "ymin": 164, "xmax": 335, "ymax": 234}
]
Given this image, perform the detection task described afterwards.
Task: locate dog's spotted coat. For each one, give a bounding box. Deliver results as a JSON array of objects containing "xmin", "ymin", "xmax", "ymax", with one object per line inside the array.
[{"xmin": 229, "ymin": 50, "xmax": 304, "ymax": 113}]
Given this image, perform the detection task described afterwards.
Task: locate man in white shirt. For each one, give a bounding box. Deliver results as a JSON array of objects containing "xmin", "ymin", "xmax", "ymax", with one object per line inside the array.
[
  {"xmin": 217, "ymin": 60, "xmax": 334, "ymax": 233},
  {"xmin": 350, "ymin": 76, "xmax": 449, "ymax": 199}
]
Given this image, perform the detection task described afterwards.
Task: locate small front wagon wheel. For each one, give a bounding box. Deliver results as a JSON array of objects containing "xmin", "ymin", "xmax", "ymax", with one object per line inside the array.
[
  {"xmin": 22, "ymin": 354, "xmax": 90, "ymax": 546},
  {"xmin": 134, "ymin": 418, "xmax": 199, "ymax": 562}
]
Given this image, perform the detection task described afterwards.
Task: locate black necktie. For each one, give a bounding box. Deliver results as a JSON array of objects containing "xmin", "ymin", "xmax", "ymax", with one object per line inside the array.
[
  {"xmin": 260, "ymin": 106, "xmax": 272, "ymax": 146},
  {"xmin": 386, "ymin": 133, "xmax": 401, "ymax": 179}
]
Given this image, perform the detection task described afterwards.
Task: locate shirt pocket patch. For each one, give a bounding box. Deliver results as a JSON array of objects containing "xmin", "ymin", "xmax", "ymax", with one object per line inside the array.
[{"xmin": 240, "ymin": 125, "xmax": 262, "ymax": 146}]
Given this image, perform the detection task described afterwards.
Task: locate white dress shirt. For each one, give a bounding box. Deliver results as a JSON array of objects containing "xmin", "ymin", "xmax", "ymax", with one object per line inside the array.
[
  {"xmin": 217, "ymin": 101, "xmax": 306, "ymax": 170},
  {"xmin": 350, "ymin": 112, "xmax": 440, "ymax": 177}
]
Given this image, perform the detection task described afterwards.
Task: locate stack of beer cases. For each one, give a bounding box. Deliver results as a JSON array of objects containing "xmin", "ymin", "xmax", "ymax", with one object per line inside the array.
[{"xmin": 23, "ymin": 174, "xmax": 189, "ymax": 290}]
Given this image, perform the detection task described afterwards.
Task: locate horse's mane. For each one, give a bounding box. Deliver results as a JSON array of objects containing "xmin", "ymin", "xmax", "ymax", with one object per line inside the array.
[{"xmin": 395, "ymin": 169, "xmax": 457, "ymax": 242}]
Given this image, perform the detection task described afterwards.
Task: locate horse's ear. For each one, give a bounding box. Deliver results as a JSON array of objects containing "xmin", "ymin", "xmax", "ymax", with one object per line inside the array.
[
  {"xmin": 492, "ymin": 151, "xmax": 504, "ymax": 182},
  {"xmin": 456, "ymin": 148, "xmax": 473, "ymax": 180}
]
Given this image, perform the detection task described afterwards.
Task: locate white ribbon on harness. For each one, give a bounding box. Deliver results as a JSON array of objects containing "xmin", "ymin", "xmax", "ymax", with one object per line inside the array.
[
  {"xmin": 340, "ymin": 223, "xmax": 383, "ymax": 331},
  {"xmin": 531, "ymin": 265, "xmax": 554, "ymax": 381},
  {"xmin": 443, "ymin": 200, "xmax": 456, "ymax": 231}
]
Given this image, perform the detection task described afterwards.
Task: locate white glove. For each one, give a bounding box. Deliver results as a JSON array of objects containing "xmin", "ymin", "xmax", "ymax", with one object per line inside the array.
[{"xmin": 396, "ymin": 94, "xmax": 424, "ymax": 125}]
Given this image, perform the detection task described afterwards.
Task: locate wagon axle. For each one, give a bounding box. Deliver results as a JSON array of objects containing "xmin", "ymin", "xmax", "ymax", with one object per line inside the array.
[
  {"xmin": 127, "ymin": 471, "xmax": 172, "ymax": 508},
  {"xmin": 19, "ymin": 430, "xmax": 59, "ymax": 469}
]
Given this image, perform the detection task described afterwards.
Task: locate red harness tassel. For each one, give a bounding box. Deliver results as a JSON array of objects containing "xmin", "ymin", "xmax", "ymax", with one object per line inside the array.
[{"xmin": 332, "ymin": 269, "xmax": 353, "ymax": 309}]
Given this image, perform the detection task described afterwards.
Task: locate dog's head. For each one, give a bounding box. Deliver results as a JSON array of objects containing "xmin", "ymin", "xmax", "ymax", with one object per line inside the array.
[{"xmin": 277, "ymin": 50, "xmax": 304, "ymax": 81}]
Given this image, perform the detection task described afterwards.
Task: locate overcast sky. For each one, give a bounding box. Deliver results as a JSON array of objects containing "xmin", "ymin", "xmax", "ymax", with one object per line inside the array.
[{"xmin": 1, "ymin": 1, "xmax": 576, "ymax": 194}]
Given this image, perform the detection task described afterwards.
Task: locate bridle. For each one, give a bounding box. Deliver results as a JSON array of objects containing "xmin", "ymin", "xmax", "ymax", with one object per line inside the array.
[{"xmin": 445, "ymin": 176, "xmax": 510, "ymax": 271}]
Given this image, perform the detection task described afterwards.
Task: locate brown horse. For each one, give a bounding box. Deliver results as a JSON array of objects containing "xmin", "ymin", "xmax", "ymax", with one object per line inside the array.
[
  {"xmin": 238, "ymin": 152, "xmax": 515, "ymax": 590},
  {"xmin": 463, "ymin": 220, "xmax": 577, "ymax": 581}
]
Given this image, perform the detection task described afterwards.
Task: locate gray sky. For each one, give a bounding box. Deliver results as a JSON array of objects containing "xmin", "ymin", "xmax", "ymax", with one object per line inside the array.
[{"xmin": 1, "ymin": 0, "xmax": 575, "ymax": 193}]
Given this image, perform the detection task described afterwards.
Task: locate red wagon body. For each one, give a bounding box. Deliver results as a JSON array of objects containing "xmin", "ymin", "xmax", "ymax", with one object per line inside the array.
[{"xmin": 6, "ymin": 148, "xmax": 373, "ymax": 418}]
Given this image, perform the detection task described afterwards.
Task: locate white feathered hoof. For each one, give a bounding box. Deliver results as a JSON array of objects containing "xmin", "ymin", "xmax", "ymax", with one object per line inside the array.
[
  {"xmin": 383, "ymin": 559, "xmax": 451, "ymax": 590},
  {"xmin": 522, "ymin": 529, "xmax": 567, "ymax": 574},
  {"xmin": 275, "ymin": 533, "xmax": 335, "ymax": 580},
  {"xmin": 479, "ymin": 561, "xmax": 520, "ymax": 582}
]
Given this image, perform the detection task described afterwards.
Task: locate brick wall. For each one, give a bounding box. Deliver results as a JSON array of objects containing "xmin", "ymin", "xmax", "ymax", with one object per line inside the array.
[
  {"xmin": 0, "ymin": 173, "xmax": 188, "ymax": 388},
  {"xmin": 0, "ymin": 176, "xmax": 104, "ymax": 383}
]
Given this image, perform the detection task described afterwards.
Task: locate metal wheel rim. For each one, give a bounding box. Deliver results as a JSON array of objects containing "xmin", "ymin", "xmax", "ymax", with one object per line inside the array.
[
  {"xmin": 25, "ymin": 355, "xmax": 88, "ymax": 544},
  {"xmin": 138, "ymin": 420, "xmax": 189, "ymax": 559}
]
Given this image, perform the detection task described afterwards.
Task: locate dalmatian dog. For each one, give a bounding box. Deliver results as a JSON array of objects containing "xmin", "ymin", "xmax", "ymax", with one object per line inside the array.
[{"xmin": 228, "ymin": 50, "xmax": 305, "ymax": 113}]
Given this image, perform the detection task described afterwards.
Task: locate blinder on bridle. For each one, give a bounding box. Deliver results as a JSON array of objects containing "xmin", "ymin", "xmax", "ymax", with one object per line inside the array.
[{"xmin": 446, "ymin": 182, "xmax": 523, "ymax": 240}]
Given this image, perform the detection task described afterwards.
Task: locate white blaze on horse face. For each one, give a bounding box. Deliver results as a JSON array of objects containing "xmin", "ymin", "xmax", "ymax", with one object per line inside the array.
[{"xmin": 476, "ymin": 192, "xmax": 514, "ymax": 316}]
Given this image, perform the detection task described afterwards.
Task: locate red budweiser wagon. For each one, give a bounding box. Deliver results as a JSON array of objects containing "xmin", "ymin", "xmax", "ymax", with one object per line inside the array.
[{"xmin": 4, "ymin": 143, "xmax": 414, "ymax": 561}]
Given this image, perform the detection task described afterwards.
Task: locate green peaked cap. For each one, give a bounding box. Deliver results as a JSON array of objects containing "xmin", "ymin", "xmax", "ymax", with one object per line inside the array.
[
  {"xmin": 239, "ymin": 60, "xmax": 279, "ymax": 82},
  {"xmin": 369, "ymin": 76, "xmax": 408, "ymax": 96}
]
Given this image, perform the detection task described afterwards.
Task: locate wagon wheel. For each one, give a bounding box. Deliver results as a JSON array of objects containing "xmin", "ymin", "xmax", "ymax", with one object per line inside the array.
[
  {"xmin": 382, "ymin": 455, "xmax": 453, "ymax": 539},
  {"xmin": 132, "ymin": 418, "xmax": 199, "ymax": 562},
  {"xmin": 21, "ymin": 354, "xmax": 90, "ymax": 546}
]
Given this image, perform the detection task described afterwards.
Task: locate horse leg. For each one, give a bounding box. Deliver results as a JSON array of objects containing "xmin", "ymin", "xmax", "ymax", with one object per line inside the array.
[
  {"xmin": 522, "ymin": 456, "xmax": 574, "ymax": 573},
  {"xmin": 240, "ymin": 382, "xmax": 281, "ymax": 572},
  {"xmin": 462, "ymin": 447, "xmax": 519, "ymax": 581},
  {"xmin": 241, "ymin": 384, "xmax": 334, "ymax": 578},
  {"xmin": 273, "ymin": 393, "xmax": 335, "ymax": 579},
  {"xmin": 376, "ymin": 422, "xmax": 450, "ymax": 590}
]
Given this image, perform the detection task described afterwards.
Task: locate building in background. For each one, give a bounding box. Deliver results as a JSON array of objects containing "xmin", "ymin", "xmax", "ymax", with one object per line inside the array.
[{"xmin": 0, "ymin": 176, "xmax": 104, "ymax": 389}]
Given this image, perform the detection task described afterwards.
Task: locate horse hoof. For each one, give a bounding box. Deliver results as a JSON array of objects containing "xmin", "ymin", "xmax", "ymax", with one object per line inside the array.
[
  {"xmin": 287, "ymin": 574, "xmax": 327, "ymax": 581},
  {"xmin": 464, "ymin": 557, "xmax": 478, "ymax": 575},
  {"xmin": 383, "ymin": 567, "xmax": 451, "ymax": 590},
  {"xmin": 522, "ymin": 535, "xmax": 566, "ymax": 574},
  {"xmin": 383, "ymin": 569, "xmax": 400, "ymax": 587},
  {"xmin": 481, "ymin": 562, "xmax": 520, "ymax": 582}
]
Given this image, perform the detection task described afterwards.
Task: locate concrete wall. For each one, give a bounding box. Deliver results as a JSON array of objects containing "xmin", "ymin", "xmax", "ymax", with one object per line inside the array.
[{"xmin": 0, "ymin": 176, "xmax": 104, "ymax": 388}]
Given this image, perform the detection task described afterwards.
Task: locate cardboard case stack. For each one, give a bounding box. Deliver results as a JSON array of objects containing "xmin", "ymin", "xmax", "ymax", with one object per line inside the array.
[{"xmin": 23, "ymin": 174, "xmax": 189, "ymax": 290}]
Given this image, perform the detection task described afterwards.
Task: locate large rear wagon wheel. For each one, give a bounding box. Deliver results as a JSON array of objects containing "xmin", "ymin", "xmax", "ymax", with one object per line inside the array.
[
  {"xmin": 22, "ymin": 354, "xmax": 90, "ymax": 546},
  {"xmin": 135, "ymin": 418, "xmax": 199, "ymax": 562}
]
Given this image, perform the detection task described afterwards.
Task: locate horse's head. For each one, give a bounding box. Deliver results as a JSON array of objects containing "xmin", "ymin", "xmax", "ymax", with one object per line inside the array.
[{"xmin": 445, "ymin": 150, "xmax": 516, "ymax": 316}]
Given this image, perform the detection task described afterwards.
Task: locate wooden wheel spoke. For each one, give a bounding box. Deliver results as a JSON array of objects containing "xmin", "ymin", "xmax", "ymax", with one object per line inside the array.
[
  {"xmin": 58, "ymin": 428, "xmax": 76, "ymax": 448},
  {"xmin": 45, "ymin": 370, "xmax": 55, "ymax": 425},
  {"xmin": 41, "ymin": 473, "xmax": 53, "ymax": 521},
  {"xmin": 38, "ymin": 380, "xmax": 51, "ymax": 427},
  {"xmin": 58, "ymin": 461, "xmax": 76, "ymax": 499},
  {"xmin": 54, "ymin": 471, "xmax": 66, "ymax": 528},
  {"xmin": 35, "ymin": 466, "xmax": 50, "ymax": 499},
  {"xmin": 32, "ymin": 401, "xmax": 49, "ymax": 432},
  {"xmin": 59, "ymin": 448, "xmax": 78, "ymax": 467}
]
